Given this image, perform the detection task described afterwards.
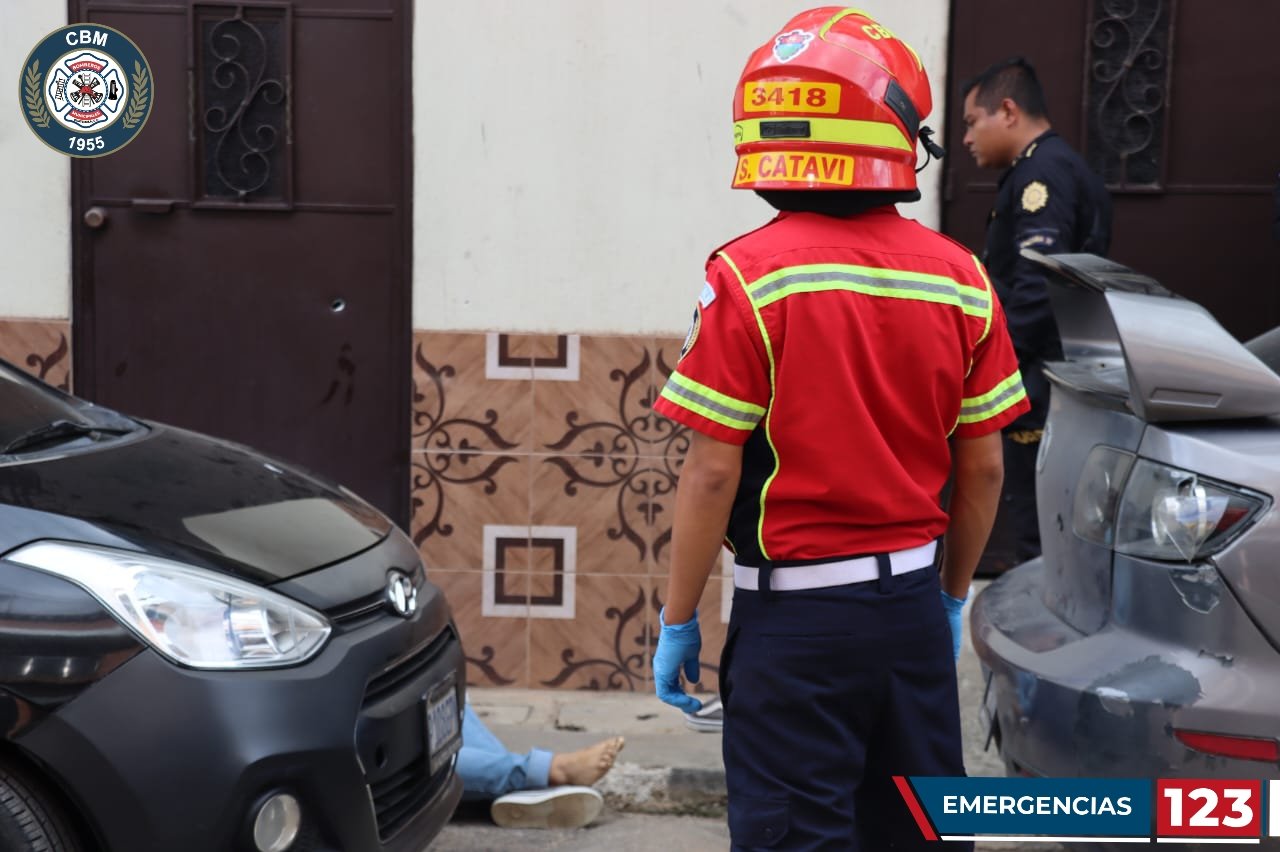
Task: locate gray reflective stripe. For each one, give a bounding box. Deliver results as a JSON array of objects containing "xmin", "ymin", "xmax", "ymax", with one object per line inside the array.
[
  {"xmin": 750, "ymin": 269, "xmax": 990, "ymax": 314},
  {"xmin": 959, "ymin": 377, "xmax": 1027, "ymax": 422},
  {"xmin": 660, "ymin": 378, "xmax": 762, "ymax": 429}
]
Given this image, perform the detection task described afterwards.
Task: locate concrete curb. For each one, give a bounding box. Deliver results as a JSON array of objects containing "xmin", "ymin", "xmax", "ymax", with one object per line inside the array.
[{"xmin": 596, "ymin": 763, "xmax": 727, "ymax": 815}]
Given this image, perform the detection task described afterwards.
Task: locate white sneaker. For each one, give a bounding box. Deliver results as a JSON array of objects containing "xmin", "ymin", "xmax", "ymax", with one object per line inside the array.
[
  {"xmin": 683, "ymin": 696, "xmax": 724, "ymax": 733},
  {"xmin": 489, "ymin": 786, "xmax": 604, "ymax": 829}
]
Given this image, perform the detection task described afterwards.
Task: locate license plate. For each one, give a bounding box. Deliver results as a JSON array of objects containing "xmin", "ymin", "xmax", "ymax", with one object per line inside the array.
[{"xmin": 425, "ymin": 680, "xmax": 461, "ymax": 775}]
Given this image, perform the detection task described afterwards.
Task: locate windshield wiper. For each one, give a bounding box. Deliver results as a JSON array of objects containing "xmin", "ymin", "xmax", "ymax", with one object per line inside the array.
[{"xmin": 1, "ymin": 419, "xmax": 132, "ymax": 455}]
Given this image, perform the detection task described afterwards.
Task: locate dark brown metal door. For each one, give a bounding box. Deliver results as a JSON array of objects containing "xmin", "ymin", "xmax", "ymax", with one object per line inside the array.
[
  {"xmin": 71, "ymin": 0, "xmax": 412, "ymax": 525},
  {"xmin": 943, "ymin": 0, "xmax": 1280, "ymax": 341}
]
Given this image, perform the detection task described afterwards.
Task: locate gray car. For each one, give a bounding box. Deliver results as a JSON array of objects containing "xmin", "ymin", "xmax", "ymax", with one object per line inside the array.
[{"xmin": 972, "ymin": 254, "xmax": 1280, "ymax": 814}]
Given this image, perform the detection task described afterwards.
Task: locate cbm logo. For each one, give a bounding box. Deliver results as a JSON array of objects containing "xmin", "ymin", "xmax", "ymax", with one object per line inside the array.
[{"xmin": 19, "ymin": 25, "xmax": 153, "ymax": 157}]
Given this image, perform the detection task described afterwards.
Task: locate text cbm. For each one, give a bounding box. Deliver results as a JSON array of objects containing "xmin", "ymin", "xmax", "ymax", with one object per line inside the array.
[{"xmin": 66, "ymin": 30, "xmax": 108, "ymax": 47}]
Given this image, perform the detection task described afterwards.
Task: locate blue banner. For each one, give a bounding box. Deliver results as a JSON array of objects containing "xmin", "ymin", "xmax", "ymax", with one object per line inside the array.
[{"xmin": 907, "ymin": 777, "xmax": 1152, "ymax": 838}]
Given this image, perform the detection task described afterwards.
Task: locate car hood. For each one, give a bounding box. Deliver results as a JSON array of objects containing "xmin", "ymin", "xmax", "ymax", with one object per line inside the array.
[{"xmin": 0, "ymin": 423, "xmax": 392, "ymax": 584}]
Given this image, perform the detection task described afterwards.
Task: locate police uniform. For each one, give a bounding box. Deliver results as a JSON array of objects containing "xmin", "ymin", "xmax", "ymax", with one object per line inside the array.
[
  {"xmin": 654, "ymin": 207, "xmax": 1029, "ymax": 850},
  {"xmin": 983, "ymin": 129, "xmax": 1112, "ymax": 561}
]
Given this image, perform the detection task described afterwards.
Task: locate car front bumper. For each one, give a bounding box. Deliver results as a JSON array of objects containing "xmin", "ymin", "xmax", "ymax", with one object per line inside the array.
[{"xmin": 16, "ymin": 583, "xmax": 464, "ymax": 852}]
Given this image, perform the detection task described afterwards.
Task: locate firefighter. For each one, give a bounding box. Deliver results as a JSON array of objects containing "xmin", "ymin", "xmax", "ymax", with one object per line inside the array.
[
  {"xmin": 961, "ymin": 57, "xmax": 1113, "ymax": 563},
  {"xmin": 652, "ymin": 9, "xmax": 1030, "ymax": 849}
]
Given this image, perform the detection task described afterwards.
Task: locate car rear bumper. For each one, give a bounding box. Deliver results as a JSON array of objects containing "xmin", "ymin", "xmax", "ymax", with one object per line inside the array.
[
  {"xmin": 973, "ymin": 558, "xmax": 1280, "ymax": 782},
  {"xmin": 16, "ymin": 584, "xmax": 464, "ymax": 852}
]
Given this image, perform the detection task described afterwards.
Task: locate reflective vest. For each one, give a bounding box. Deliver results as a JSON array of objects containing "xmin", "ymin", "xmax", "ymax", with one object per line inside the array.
[{"xmin": 653, "ymin": 207, "xmax": 1028, "ymax": 565}]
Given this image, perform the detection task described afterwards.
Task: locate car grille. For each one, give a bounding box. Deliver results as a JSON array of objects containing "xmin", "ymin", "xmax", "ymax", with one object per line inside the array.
[
  {"xmin": 362, "ymin": 626, "xmax": 454, "ymax": 708},
  {"xmin": 361, "ymin": 626, "xmax": 458, "ymax": 840},
  {"xmin": 370, "ymin": 759, "xmax": 453, "ymax": 841},
  {"xmin": 326, "ymin": 589, "xmax": 388, "ymax": 632}
]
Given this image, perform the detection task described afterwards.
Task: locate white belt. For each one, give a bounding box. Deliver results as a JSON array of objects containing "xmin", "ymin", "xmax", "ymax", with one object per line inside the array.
[{"xmin": 733, "ymin": 541, "xmax": 937, "ymax": 591}]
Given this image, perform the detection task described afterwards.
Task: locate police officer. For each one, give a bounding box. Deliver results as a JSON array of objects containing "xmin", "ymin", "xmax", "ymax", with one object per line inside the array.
[
  {"xmin": 652, "ymin": 9, "xmax": 1030, "ymax": 849},
  {"xmin": 961, "ymin": 57, "xmax": 1113, "ymax": 562}
]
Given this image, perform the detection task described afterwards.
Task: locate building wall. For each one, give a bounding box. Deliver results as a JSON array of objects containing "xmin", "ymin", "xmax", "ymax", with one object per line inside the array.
[
  {"xmin": 412, "ymin": 0, "xmax": 951, "ymax": 335},
  {"xmin": 1, "ymin": 1, "xmax": 71, "ymax": 321}
]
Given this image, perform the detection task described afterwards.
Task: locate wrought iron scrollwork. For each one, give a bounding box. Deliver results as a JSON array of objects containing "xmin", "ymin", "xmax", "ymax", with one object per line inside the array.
[
  {"xmin": 1085, "ymin": 0, "xmax": 1175, "ymax": 190},
  {"xmin": 198, "ymin": 6, "xmax": 290, "ymax": 202}
]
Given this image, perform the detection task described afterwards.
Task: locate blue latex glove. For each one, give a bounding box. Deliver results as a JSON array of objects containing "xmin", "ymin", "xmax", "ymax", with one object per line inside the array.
[
  {"xmin": 941, "ymin": 590, "xmax": 967, "ymax": 662},
  {"xmin": 653, "ymin": 607, "xmax": 703, "ymax": 713}
]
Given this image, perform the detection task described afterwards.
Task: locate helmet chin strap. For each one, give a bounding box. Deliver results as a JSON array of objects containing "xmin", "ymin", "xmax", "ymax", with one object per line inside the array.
[{"xmin": 915, "ymin": 126, "xmax": 946, "ymax": 173}]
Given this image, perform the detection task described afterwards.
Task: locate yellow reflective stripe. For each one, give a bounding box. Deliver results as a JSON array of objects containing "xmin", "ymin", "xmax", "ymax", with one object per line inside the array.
[
  {"xmin": 958, "ymin": 371, "xmax": 1027, "ymax": 424},
  {"xmin": 747, "ymin": 263, "xmax": 991, "ymax": 317},
  {"xmin": 718, "ymin": 250, "xmax": 779, "ymax": 562},
  {"xmin": 818, "ymin": 8, "xmax": 873, "ymax": 37},
  {"xmin": 971, "ymin": 255, "xmax": 995, "ymax": 344},
  {"xmin": 734, "ymin": 117, "xmax": 911, "ymax": 151},
  {"xmin": 660, "ymin": 372, "xmax": 764, "ymax": 431}
]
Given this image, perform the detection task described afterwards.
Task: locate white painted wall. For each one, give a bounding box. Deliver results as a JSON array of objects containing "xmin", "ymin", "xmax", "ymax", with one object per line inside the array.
[
  {"xmin": 414, "ymin": 0, "xmax": 951, "ymax": 334},
  {"xmin": 1, "ymin": 2, "xmax": 70, "ymax": 318}
]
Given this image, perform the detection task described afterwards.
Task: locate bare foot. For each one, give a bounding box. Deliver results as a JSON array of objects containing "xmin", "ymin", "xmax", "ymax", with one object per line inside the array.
[{"xmin": 548, "ymin": 736, "xmax": 626, "ymax": 786}]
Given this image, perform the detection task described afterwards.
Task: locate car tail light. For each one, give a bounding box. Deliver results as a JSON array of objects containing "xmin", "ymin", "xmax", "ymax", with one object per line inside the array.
[
  {"xmin": 1175, "ymin": 729, "xmax": 1280, "ymax": 763},
  {"xmin": 1073, "ymin": 448, "xmax": 1266, "ymax": 562}
]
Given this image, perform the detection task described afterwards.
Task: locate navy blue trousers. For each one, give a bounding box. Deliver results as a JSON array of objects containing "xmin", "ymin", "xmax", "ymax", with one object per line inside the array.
[{"xmin": 720, "ymin": 565, "xmax": 973, "ymax": 852}]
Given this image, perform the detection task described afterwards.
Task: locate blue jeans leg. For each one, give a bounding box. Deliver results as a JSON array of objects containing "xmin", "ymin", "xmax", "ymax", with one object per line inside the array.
[{"xmin": 457, "ymin": 703, "xmax": 554, "ymax": 801}]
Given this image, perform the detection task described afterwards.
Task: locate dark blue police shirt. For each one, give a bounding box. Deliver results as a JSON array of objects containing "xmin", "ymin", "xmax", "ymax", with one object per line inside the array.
[{"xmin": 983, "ymin": 129, "xmax": 1112, "ymax": 427}]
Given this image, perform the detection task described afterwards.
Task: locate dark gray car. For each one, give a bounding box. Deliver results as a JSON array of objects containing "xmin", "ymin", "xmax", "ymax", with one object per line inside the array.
[
  {"xmin": 973, "ymin": 254, "xmax": 1280, "ymax": 803},
  {"xmin": 0, "ymin": 360, "xmax": 464, "ymax": 852}
]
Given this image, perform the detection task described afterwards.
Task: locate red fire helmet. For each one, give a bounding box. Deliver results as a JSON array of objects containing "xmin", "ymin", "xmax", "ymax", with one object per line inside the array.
[{"xmin": 732, "ymin": 7, "xmax": 934, "ymax": 192}]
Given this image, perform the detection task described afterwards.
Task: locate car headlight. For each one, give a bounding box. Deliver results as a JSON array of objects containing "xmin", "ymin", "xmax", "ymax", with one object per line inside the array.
[
  {"xmin": 1073, "ymin": 448, "xmax": 1267, "ymax": 562},
  {"xmin": 6, "ymin": 541, "xmax": 331, "ymax": 669}
]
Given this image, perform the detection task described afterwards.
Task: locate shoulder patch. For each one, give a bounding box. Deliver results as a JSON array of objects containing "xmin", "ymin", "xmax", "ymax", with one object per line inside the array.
[
  {"xmin": 679, "ymin": 305, "xmax": 702, "ymax": 362},
  {"xmin": 699, "ymin": 280, "xmax": 716, "ymax": 309},
  {"xmin": 1021, "ymin": 181, "xmax": 1049, "ymax": 214}
]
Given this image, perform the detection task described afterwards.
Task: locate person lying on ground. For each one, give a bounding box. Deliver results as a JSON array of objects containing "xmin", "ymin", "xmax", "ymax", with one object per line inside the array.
[{"xmin": 458, "ymin": 702, "xmax": 626, "ymax": 829}]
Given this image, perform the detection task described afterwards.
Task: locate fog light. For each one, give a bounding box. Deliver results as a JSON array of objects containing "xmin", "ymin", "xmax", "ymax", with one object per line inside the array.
[{"xmin": 253, "ymin": 793, "xmax": 301, "ymax": 852}]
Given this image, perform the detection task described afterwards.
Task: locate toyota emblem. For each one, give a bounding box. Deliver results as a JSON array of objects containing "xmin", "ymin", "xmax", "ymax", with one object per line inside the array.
[{"xmin": 386, "ymin": 570, "xmax": 418, "ymax": 618}]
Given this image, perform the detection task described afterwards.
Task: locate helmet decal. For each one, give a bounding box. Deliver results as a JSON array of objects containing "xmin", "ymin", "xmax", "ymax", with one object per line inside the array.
[{"xmin": 772, "ymin": 30, "xmax": 815, "ymax": 63}]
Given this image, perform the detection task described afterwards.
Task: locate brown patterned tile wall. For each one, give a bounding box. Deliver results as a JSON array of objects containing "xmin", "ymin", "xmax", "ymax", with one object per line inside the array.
[
  {"xmin": 0, "ymin": 318, "xmax": 73, "ymax": 390},
  {"xmin": 410, "ymin": 330, "xmax": 724, "ymax": 698}
]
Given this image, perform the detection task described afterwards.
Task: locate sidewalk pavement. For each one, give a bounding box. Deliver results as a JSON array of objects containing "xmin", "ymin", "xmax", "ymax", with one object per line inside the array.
[{"xmin": 467, "ymin": 581, "xmax": 1012, "ymax": 817}]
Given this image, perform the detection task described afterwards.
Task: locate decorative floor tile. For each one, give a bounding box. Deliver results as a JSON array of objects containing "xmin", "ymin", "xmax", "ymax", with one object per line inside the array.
[
  {"xmin": 411, "ymin": 452, "xmax": 530, "ymax": 573},
  {"xmin": 486, "ymin": 333, "xmax": 580, "ymax": 381},
  {"xmin": 482, "ymin": 524, "xmax": 576, "ymax": 619},
  {"xmin": 532, "ymin": 457, "xmax": 674, "ymax": 575},
  {"xmin": 529, "ymin": 573, "xmax": 652, "ymax": 691},
  {"xmin": 431, "ymin": 570, "xmax": 529, "ymax": 688},
  {"xmin": 534, "ymin": 335, "xmax": 679, "ymax": 459},
  {"xmin": 412, "ymin": 331, "xmax": 533, "ymax": 453},
  {"xmin": 0, "ymin": 318, "xmax": 72, "ymax": 390}
]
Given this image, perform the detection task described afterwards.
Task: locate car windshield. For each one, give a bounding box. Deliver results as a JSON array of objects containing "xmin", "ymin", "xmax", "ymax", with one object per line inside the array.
[{"xmin": 0, "ymin": 359, "xmax": 139, "ymax": 451}]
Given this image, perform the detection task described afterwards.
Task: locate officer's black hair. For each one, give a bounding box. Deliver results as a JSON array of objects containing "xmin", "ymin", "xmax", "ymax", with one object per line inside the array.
[
  {"xmin": 756, "ymin": 189, "xmax": 922, "ymax": 217},
  {"xmin": 960, "ymin": 57, "xmax": 1049, "ymax": 120}
]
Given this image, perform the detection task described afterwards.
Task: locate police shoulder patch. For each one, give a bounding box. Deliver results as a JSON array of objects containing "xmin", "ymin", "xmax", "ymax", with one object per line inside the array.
[
  {"xmin": 679, "ymin": 305, "xmax": 702, "ymax": 361},
  {"xmin": 1020, "ymin": 181, "xmax": 1049, "ymax": 214}
]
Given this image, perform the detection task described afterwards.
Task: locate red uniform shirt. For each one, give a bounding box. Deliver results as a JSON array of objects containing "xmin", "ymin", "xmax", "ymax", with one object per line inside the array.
[{"xmin": 653, "ymin": 208, "xmax": 1029, "ymax": 565}]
